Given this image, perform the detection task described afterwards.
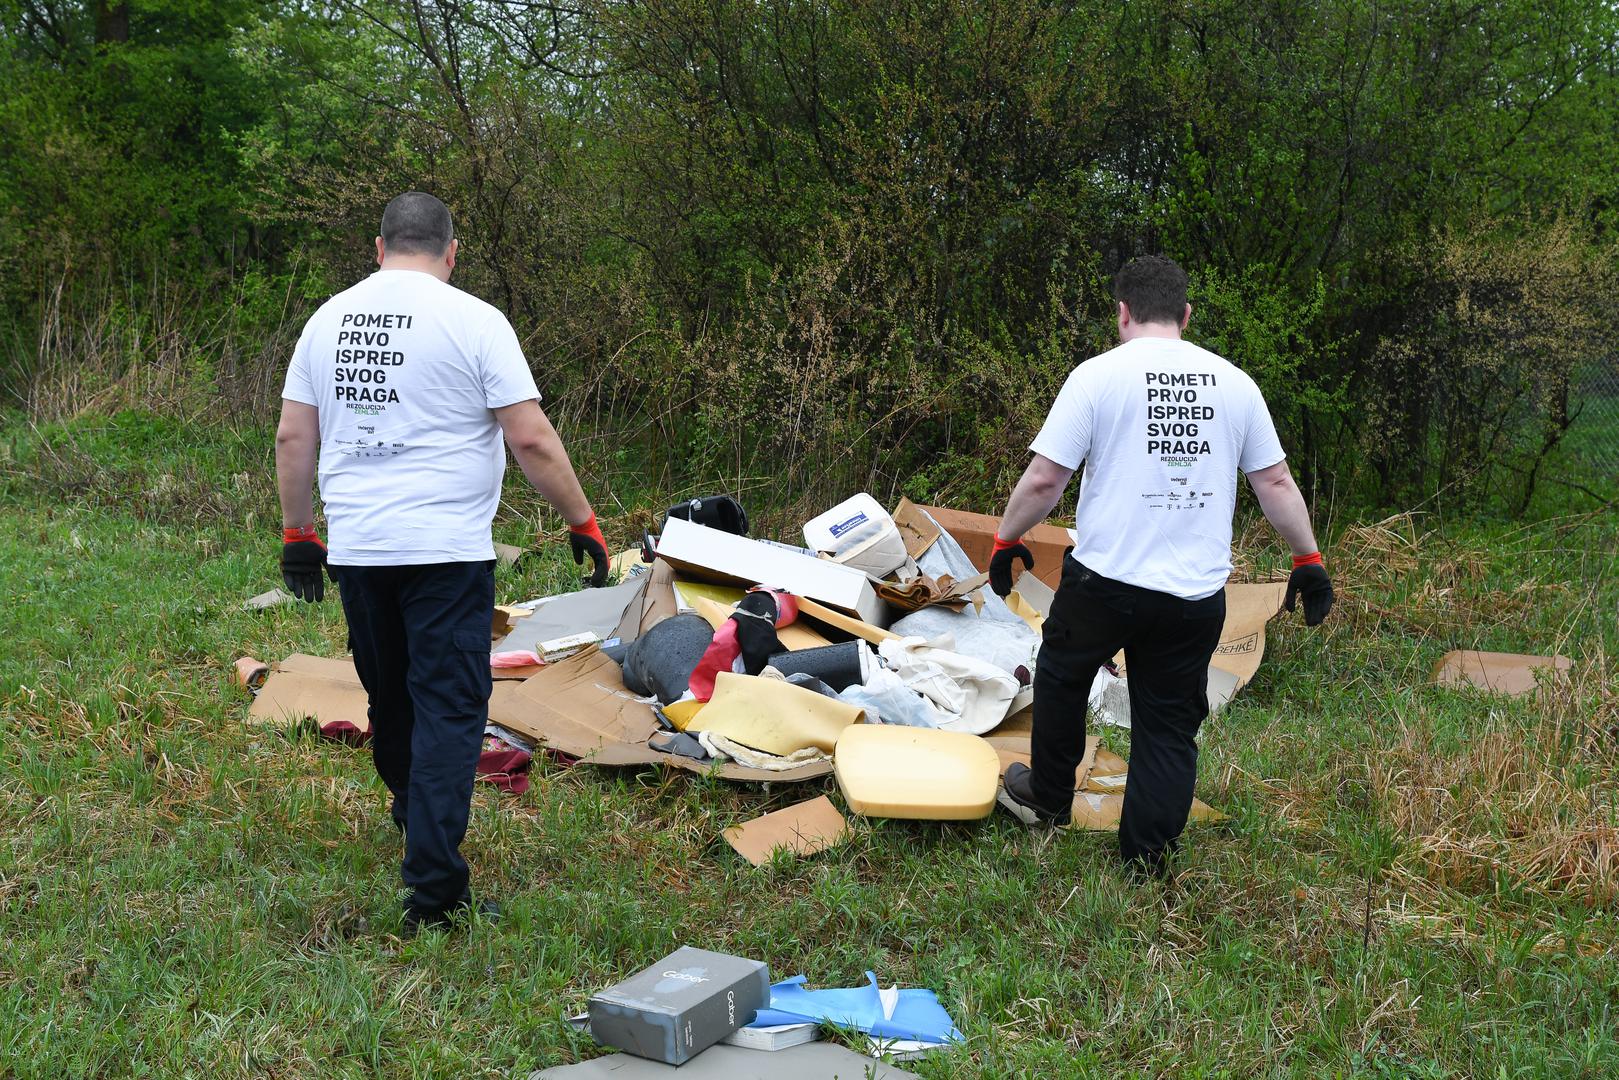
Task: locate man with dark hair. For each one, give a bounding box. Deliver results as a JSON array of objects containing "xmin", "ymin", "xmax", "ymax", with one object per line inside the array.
[
  {"xmin": 989, "ymin": 254, "xmax": 1333, "ymax": 873},
  {"xmin": 275, "ymin": 190, "xmax": 609, "ymax": 932},
  {"xmin": 380, "ymin": 191, "xmax": 454, "ymax": 256}
]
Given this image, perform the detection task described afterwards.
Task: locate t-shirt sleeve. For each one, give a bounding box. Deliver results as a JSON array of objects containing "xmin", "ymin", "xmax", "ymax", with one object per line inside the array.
[
  {"xmin": 1028, "ymin": 368, "xmax": 1094, "ymax": 471},
  {"xmin": 479, "ymin": 313, "xmax": 542, "ymax": 408},
  {"xmin": 1237, "ymin": 380, "xmax": 1287, "ymax": 474},
  {"xmin": 281, "ymin": 319, "xmax": 318, "ymax": 406}
]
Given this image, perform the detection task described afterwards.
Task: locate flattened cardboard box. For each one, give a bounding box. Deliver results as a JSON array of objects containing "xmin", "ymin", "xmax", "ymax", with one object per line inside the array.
[
  {"xmin": 915, "ymin": 504, "xmax": 1073, "ymax": 591},
  {"xmin": 529, "ymin": 1043, "xmax": 916, "ymax": 1079},
  {"xmin": 723, "ymin": 795, "xmax": 849, "ymax": 866},
  {"xmin": 491, "ymin": 647, "xmax": 833, "ymax": 783},
  {"xmin": 1432, "ymin": 650, "xmax": 1572, "ymax": 697},
  {"xmin": 251, "ymin": 653, "xmax": 529, "ymax": 735},
  {"xmin": 588, "ymin": 947, "xmax": 770, "ymax": 1065},
  {"xmin": 249, "ymin": 654, "xmax": 371, "ymax": 732}
]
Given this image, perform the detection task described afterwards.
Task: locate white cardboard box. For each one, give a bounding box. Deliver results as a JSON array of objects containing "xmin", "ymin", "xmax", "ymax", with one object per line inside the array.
[{"xmin": 656, "ymin": 517, "xmax": 887, "ymax": 625}]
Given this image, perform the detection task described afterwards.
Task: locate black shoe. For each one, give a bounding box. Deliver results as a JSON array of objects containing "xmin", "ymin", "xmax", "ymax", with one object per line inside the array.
[
  {"xmin": 997, "ymin": 763, "xmax": 1072, "ymax": 827},
  {"xmin": 403, "ymin": 894, "xmax": 502, "ymax": 935}
]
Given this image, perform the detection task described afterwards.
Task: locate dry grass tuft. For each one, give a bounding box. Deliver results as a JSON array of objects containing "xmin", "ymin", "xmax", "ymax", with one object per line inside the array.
[{"xmin": 1367, "ymin": 662, "xmax": 1618, "ymax": 906}]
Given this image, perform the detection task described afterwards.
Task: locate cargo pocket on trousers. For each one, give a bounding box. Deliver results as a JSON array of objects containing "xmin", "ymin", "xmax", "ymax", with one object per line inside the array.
[{"xmin": 453, "ymin": 626, "xmax": 494, "ymax": 701}]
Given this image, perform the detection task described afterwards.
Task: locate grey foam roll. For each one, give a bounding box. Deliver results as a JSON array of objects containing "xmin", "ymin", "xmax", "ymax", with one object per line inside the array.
[{"xmin": 764, "ymin": 640, "xmax": 872, "ymax": 692}]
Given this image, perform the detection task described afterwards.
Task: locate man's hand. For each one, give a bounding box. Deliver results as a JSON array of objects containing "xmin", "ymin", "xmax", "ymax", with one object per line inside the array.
[
  {"xmin": 569, "ymin": 513, "xmax": 609, "ymax": 588},
  {"xmin": 1284, "ymin": 552, "xmax": 1333, "ymax": 626},
  {"xmin": 988, "ymin": 534, "xmax": 1035, "ymax": 598},
  {"xmin": 281, "ymin": 525, "xmax": 329, "ymax": 602}
]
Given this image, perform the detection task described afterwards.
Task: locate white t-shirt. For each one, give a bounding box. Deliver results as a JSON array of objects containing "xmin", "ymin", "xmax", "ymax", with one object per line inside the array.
[
  {"xmin": 1029, "ymin": 337, "xmax": 1285, "ymax": 600},
  {"xmin": 281, "ymin": 269, "xmax": 541, "ymax": 565}
]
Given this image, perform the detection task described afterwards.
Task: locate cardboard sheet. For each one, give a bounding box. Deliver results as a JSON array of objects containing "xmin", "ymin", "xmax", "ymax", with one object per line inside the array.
[
  {"xmin": 1004, "ymin": 575, "xmax": 1055, "ymax": 634},
  {"xmin": 890, "ymin": 497, "xmax": 942, "ymax": 560},
  {"xmin": 1433, "ymin": 650, "xmax": 1573, "ymax": 696},
  {"xmin": 1067, "ymin": 790, "xmax": 1226, "ymax": 830},
  {"xmin": 915, "ymin": 504, "xmax": 1073, "ymax": 591},
  {"xmin": 656, "ymin": 517, "xmax": 886, "ymax": 624},
  {"xmin": 608, "ymin": 547, "xmax": 646, "ymax": 578},
  {"xmin": 1068, "ymin": 746, "xmax": 1226, "ymax": 827},
  {"xmin": 615, "ymin": 559, "xmax": 680, "ymax": 641},
  {"xmin": 987, "ymin": 733, "xmax": 1097, "ymax": 788},
  {"xmin": 490, "ymin": 648, "xmax": 833, "ymax": 783},
  {"xmin": 723, "ymin": 796, "xmax": 849, "ymax": 866},
  {"xmin": 249, "ymin": 654, "xmax": 371, "ymax": 731},
  {"xmin": 501, "ymin": 578, "xmax": 646, "ymax": 652},
  {"xmin": 494, "ymin": 542, "xmax": 526, "ymax": 567},
  {"xmin": 528, "ymin": 1042, "xmax": 914, "ymax": 1079},
  {"xmin": 1210, "ymin": 581, "xmax": 1288, "ymax": 683},
  {"xmin": 492, "ymin": 662, "xmax": 545, "ymax": 681},
  {"xmin": 243, "ymin": 588, "xmax": 294, "ymax": 611},
  {"xmin": 874, "ymin": 572, "xmax": 987, "ymax": 614},
  {"xmin": 250, "ymin": 655, "xmax": 537, "ymax": 736}
]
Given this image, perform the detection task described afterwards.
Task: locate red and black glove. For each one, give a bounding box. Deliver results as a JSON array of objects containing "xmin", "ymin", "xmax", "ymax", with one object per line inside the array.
[
  {"xmin": 569, "ymin": 513, "xmax": 609, "ymax": 588},
  {"xmin": 988, "ymin": 534, "xmax": 1035, "ymax": 598},
  {"xmin": 281, "ymin": 525, "xmax": 329, "ymax": 603},
  {"xmin": 1284, "ymin": 552, "xmax": 1334, "ymax": 626}
]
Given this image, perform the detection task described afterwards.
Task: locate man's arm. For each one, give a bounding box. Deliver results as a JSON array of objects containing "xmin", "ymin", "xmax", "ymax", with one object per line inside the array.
[
  {"xmin": 998, "ymin": 453, "xmax": 1075, "ymax": 540},
  {"xmin": 276, "ymin": 401, "xmax": 320, "ymax": 528},
  {"xmin": 1248, "ymin": 459, "xmax": 1334, "ymax": 625},
  {"xmin": 494, "ymin": 399, "xmax": 593, "ymax": 525},
  {"xmin": 1245, "ymin": 460, "xmax": 1318, "ymax": 555},
  {"xmin": 497, "ymin": 399, "xmax": 609, "ymax": 585},
  {"xmin": 274, "ymin": 400, "xmax": 329, "ymax": 601},
  {"xmin": 987, "ymin": 453, "xmax": 1075, "ymax": 595}
]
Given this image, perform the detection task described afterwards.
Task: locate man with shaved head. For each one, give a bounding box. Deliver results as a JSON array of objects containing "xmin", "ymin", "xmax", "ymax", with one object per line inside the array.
[{"xmin": 275, "ymin": 191, "xmax": 609, "ymax": 932}]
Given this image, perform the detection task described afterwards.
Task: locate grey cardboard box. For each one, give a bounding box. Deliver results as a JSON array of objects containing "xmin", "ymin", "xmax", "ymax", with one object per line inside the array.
[{"xmin": 588, "ymin": 947, "xmax": 771, "ymax": 1065}]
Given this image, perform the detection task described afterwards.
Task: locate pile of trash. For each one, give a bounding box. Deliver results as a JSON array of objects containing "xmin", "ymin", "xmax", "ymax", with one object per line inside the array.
[
  {"xmin": 235, "ymin": 496, "xmax": 1294, "ymax": 1073},
  {"xmin": 241, "ymin": 495, "xmax": 1288, "ymax": 837}
]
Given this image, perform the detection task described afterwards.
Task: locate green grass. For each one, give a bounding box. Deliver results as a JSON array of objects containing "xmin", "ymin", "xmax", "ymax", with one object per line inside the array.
[{"xmin": 1, "ymin": 411, "xmax": 1616, "ymax": 1078}]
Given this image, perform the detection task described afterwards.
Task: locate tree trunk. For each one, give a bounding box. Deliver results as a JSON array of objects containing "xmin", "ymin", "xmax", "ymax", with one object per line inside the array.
[{"xmin": 95, "ymin": 1, "xmax": 129, "ymax": 45}]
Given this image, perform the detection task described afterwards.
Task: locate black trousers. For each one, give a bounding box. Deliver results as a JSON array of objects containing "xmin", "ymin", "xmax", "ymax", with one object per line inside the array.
[
  {"xmin": 330, "ymin": 560, "xmax": 494, "ymax": 915},
  {"xmin": 1031, "ymin": 557, "xmax": 1226, "ymax": 868}
]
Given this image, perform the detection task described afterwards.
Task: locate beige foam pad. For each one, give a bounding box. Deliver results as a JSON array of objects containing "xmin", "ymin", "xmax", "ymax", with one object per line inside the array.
[
  {"xmin": 687, "ymin": 672, "xmax": 865, "ymax": 755},
  {"xmin": 834, "ymin": 724, "xmax": 1000, "ymax": 820}
]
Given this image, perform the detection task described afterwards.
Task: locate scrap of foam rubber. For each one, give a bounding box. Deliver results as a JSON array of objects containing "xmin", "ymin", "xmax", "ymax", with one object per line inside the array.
[{"xmin": 834, "ymin": 724, "xmax": 999, "ymax": 820}]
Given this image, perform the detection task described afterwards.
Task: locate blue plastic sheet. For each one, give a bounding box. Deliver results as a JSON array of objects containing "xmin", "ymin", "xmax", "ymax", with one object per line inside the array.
[{"xmin": 748, "ymin": 973, "xmax": 963, "ymax": 1044}]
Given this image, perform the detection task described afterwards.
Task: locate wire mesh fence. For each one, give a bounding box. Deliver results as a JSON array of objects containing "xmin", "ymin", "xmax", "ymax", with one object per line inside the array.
[{"xmin": 1559, "ymin": 359, "xmax": 1619, "ymax": 486}]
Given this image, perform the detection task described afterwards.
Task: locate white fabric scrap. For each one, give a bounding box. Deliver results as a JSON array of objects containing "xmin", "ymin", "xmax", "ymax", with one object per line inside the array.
[
  {"xmin": 695, "ymin": 730, "xmax": 831, "ymax": 771},
  {"xmin": 876, "ymin": 636, "xmax": 1019, "ymax": 735}
]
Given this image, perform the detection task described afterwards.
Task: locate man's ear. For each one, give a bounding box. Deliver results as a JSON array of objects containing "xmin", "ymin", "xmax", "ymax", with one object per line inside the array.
[
  {"xmin": 1117, "ymin": 300, "xmax": 1131, "ymax": 326},
  {"xmin": 445, "ymin": 238, "xmax": 458, "ymax": 270},
  {"xmin": 1180, "ymin": 303, "xmax": 1192, "ymax": 330},
  {"xmin": 375, "ymin": 236, "xmax": 385, "ymax": 266}
]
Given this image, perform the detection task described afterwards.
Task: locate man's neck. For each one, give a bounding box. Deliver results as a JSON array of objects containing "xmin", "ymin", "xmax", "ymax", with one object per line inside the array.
[
  {"xmin": 1120, "ymin": 322, "xmax": 1183, "ymax": 343},
  {"xmin": 378, "ymin": 257, "xmax": 450, "ymax": 281}
]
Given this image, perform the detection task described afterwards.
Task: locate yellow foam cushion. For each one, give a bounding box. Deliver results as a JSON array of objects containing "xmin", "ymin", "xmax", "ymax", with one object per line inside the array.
[
  {"xmin": 688, "ymin": 672, "xmax": 865, "ymax": 755},
  {"xmin": 834, "ymin": 725, "xmax": 1000, "ymax": 820}
]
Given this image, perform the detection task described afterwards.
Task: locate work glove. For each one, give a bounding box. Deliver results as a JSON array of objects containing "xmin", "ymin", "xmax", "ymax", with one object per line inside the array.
[
  {"xmin": 1284, "ymin": 552, "xmax": 1334, "ymax": 626},
  {"xmin": 281, "ymin": 525, "xmax": 329, "ymax": 603},
  {"xmin": 988, "ymin": 534, "xmax": 1035, "ymax": 598},
  {"xmin": 569, "ymin": 513, "xmax": 609, "ymax": 588}
]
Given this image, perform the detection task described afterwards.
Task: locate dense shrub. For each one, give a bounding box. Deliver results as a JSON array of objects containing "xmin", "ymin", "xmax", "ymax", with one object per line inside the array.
[{"xmin": 3, "ymin": 1, "xmax": 1616, "ymax": 511}]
